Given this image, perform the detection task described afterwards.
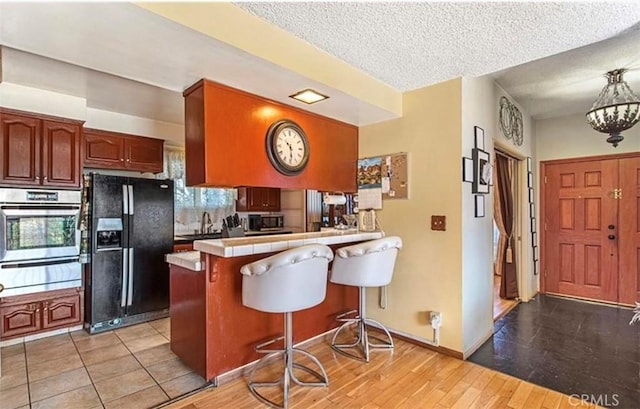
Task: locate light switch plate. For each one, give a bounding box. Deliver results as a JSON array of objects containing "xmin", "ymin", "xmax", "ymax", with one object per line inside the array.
[{"xmin": 431, "ymin": 215, "xmax": 446, "ymax": 231}]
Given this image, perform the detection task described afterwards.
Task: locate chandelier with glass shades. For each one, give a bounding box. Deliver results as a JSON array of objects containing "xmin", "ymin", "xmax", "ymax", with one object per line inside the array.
[{"xmin": 586, "ymin": 69, "xmax": 640, "ymax": 147}]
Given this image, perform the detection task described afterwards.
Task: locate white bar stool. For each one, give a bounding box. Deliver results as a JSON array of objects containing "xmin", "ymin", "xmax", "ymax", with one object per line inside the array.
[
  {"xmin": 329, "ymin": 236, "xmax": 402, "ymax": 362},
  {"xmin": 240, "ymin": 244, "xmax": 334, "ymax": 409}
]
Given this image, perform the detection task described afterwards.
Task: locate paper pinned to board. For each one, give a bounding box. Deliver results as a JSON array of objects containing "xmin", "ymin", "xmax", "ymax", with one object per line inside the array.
[
  {"xmin": 381, "ymin": 177, "xmax": 390, "ymax": 193},
  {"xmin": 358, "ymin": 153, "xmax": 408, "ymax": 200},
  {"xmin": 357, "ymin": 188, "xmax": 382, "ymax": 210}
]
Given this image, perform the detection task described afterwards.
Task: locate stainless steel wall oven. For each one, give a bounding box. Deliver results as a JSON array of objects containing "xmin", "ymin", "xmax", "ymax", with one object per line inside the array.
[{"xmin": 0, "ymin": 188, "xmax": 82, "ymax": 297}]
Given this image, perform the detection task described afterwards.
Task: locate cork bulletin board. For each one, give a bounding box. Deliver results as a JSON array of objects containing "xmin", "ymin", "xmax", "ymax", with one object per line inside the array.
[{"xmin": 358, "ymin": 152, "xmax": 408, "ymax": 200}]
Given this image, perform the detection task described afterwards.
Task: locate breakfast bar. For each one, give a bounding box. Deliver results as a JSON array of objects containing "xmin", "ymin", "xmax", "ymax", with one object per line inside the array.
[{"xmin": 165, "ymin": 230, "xmax": 384, "ymax": 382}]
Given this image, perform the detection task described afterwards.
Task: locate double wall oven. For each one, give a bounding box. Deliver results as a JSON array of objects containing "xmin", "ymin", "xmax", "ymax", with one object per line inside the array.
[{"xmin": 0, "ymin": 188, "xmax": 82, "ymax": 297}]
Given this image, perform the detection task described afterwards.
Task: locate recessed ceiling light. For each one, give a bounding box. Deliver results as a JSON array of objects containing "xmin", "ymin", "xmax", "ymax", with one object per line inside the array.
[{"xmin": 289, "ymin": 89, "xmax": 329, "ymax": 104}]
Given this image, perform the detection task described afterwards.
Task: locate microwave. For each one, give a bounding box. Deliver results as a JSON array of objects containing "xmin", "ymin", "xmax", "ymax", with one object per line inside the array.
[{"xmin": 248, "ymin": 214, "xmax": 284, "ymax": 231}]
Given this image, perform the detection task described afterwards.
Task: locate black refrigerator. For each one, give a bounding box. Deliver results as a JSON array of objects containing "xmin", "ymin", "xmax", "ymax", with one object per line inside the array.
[{"xmin": 85, "ymin": 174, "xmax": 174, "ymax": 333}]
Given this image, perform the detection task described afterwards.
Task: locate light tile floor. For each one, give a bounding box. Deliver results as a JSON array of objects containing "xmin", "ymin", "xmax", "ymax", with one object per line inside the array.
[{"xmin": 0, "ymin": 318, "xmax": 209, "ymax": 409}]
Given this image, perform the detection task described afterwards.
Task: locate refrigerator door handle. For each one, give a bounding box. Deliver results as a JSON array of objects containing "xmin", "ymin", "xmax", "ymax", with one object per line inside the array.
[
  {"xmin": 127, "ymin": 247, "xmax": 134, "ymax": 306},
  {"xmin": 121, "ymin": 248, "xmax": 128, "ymax": 307},
  {"xmin": 122, "ymin": 185, "xmax": 129, "ymax": 215},
  {"xmin": 128, "ymin": 185, "xmax": 134, "ymax": 215}
]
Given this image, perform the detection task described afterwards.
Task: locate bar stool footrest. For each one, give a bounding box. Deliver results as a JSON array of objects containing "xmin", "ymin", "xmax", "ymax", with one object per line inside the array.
[
  {"xmin": 331, "ymin": 317, "xmax": 394, "ymax": 362},
  {"xmin": 248, "ymin": 348, "xmax": 328, "ymax": 409}
]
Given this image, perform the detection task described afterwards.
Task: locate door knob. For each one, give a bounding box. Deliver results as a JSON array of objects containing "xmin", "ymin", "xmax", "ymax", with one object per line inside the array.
[
  {"xmin": 0, "ymin": 283, "xmax": 4, "ymax": 293},
  {"xmin": 608, "ymin": 224, "xmax": 615, "ymax": 230},
  {"xmin": 608, "ymin": 234, "xmax": 616, "ymax": 240}
]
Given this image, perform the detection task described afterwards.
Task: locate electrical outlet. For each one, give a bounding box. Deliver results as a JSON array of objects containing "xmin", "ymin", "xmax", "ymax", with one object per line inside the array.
[
  {"xmin": 430, "ymin": 311, "xmax": 442, "ymax": 328},
  {"xmin": 431, "ymin": 215, "xmax": 446, "ymax": 231}
]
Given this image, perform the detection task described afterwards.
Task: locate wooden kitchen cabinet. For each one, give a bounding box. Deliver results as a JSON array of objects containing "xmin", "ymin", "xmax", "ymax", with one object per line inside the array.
[
  {"xmin": 236, "ymin": 187, "xmax": 281, "ymax": 211},
  {"xmin": 0, "ymin": 108, "xmax": 82, "ymax": 188},
  {"xmin": 0, "ymin": 302, "xmax": 42, "ymax": 339},
  {"xmin": 84, "ymin": 128, "xmax": 164, "ymax": 173},
  {"xmin": 42, "ymin": 291, "xmax": 83, "ymax": 330},
  {"xmin": 0, "ymin": 287, "xmax": 83, "ymax": 340},
  {"xmin": 173, "ymin": 243, "xmax": 195, "ymax": 252},
  {"xmin": 183, "ymin": 80, "xmax": 358, "ymax": 191}
]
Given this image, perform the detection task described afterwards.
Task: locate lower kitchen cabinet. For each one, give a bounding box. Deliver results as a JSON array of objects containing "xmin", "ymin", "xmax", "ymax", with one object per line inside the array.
[
  {"xmin": 173, "ymin": 243, "xmax": 194, "ymax": 252},
  {"xmin": 0, "ymin": 287, "xmax": 83, "ymax": 340}
]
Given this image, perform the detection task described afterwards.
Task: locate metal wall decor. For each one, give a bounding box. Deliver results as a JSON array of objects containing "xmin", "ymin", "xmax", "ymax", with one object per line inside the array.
[{"xmin": 499, "ymin": 96, "xmax": 523, "ymax": 146}]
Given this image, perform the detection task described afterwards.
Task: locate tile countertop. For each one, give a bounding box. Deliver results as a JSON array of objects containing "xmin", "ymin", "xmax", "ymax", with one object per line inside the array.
[
  {"xmin": 166, "ymin": 230, "xmax": 385, "ymax": 271},
  {"xmin": 166, "ymin": 251, "xmax": 204, "ymax": 271}
]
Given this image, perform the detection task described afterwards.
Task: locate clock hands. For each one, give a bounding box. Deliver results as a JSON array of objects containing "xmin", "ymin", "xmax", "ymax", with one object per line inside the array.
[{"xmin": 285, "ymin": 140, "xmax": 293, "ymax": 164}]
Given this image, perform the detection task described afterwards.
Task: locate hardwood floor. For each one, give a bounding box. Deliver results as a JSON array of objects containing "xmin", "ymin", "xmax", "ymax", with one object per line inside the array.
[
  {"xmin": 494, "ymin": 275, "xmax": 518, "ymax": 321},
  {"xmin": 165, "ymin": 336, "xmax": 601, "ymax": 409}
]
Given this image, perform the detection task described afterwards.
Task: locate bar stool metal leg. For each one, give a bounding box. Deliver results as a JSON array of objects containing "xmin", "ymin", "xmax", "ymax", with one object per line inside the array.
[
  {"xmin": 248, "ymin": 312, "xmax": 328, "ymax": 409},
  {"xmin": 331, "ymin": 287, "xmax": 394, "ymax": 362}
]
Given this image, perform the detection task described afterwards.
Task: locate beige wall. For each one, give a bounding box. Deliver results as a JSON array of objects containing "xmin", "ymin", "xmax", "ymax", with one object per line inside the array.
[
  {"xmin": 460, "ymin": 77, "xmax": 496, "ymax": 354},
  {"xmin": 536, "ymin": 113, "xmax": 640, "ymax": 162},
  {"xmin": 0, "ymin": 82, "xmax": 184, "ymax": 145},
  {"xmin": 358, "ymin": 76, "xmax": 541, "ymax": 355},
  {"xmin": 359, "ymin": 78, "xmax": 464, "ymax": 351},
  {"xmin": 494, "ymin": 83, "xmax": 537, "ymax": 303},
  {"xmin": 280, "ymin": 189, "xmax": 305, "ymax": 233},
  {"xmin": 0, "ymin": 82, "xmax": 86, "ymax": 120}
]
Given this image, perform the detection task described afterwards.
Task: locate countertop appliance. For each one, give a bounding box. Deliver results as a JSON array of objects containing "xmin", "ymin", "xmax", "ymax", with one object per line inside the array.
[
  {"xmin": 0, "ymin": 188, "xmax": 82, "ymax": 297},
  {"xmin": 248, "ymin": 214, "xmax": 284, "ymax": 231},
  {"xmin": 85, "ymin": 174, "xmax": 174, "ymax": 334}
]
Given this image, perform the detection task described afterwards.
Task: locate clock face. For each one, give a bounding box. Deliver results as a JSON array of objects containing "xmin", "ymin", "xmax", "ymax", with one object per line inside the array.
[
  {"xmin": 266, "ymin": 120, "xmax": 309, "ymax": 175},
  {"xmin": 275, "ymin": 127, "xmax": 305, "ymax": 167}
]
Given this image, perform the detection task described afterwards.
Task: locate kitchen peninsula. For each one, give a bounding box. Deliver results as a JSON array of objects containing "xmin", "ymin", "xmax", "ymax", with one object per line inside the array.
[{"xmin": 166, "ymin": 230, "xmax": 384, "ymax": 382}]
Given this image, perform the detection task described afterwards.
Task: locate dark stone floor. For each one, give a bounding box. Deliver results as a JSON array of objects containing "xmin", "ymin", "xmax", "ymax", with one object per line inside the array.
[{"xmin": 469, "ymin": 294, "xmax": 640, "ymax": 409}]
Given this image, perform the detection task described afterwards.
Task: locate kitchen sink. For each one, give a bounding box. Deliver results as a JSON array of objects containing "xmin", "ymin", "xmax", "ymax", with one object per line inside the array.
[{"xmin": 176, "ymin": 232, "xmax": 223, "ymax": 240}]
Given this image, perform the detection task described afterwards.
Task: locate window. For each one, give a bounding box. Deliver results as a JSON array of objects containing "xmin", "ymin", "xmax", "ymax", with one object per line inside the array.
[{"xmin": 163, "ymin": 148, "xmax": 235, "ymax": 231}]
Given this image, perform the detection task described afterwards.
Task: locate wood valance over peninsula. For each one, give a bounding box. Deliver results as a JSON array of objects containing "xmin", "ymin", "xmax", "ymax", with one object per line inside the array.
[
  {"xmin": 166, "ymin": 230, "xmax": 384, "ymax": 382},
  {"xmin": 182, "ymin": 79, "xmax": 358, "ymax": 192}
]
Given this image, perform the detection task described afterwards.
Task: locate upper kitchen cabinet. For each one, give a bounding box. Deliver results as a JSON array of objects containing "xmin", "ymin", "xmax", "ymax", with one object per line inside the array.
[
  {"xmin": 183, "ymin": 79, "xmax": 358, "ymax": 191},
  {"xmin": 84, "ymin": 129, "xmax": 164, "ymax": 173},
  {"xmin": 0, "ymin": 108, "xmax": 82, "ymax": 189},
  {"xmin": 236, "ymin": 187, "xmax": 281, "ymax": 211}
]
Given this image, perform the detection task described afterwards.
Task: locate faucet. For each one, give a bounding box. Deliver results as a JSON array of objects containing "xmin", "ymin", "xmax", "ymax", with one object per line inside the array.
[{"xmin": 200, "ymin": 211, "xmax": 212, "ymax": 234}]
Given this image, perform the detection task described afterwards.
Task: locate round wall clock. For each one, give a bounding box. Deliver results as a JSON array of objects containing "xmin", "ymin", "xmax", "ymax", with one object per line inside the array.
[{"xmin": 265, "ymin": 119, "xmax": 310, "ymax": 175}]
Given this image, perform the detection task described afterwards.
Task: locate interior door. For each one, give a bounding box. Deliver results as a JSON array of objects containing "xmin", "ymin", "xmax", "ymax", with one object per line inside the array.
[
  {"xmin": 544, "ymin": 159, "xmax": 618, "ymax": 302},
  {"xmin": 619, "ymin": 157, "xmax": 640, "ymax": 305}
]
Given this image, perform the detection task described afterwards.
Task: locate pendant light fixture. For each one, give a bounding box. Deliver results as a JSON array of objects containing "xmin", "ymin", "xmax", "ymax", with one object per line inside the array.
[{"xmin": 586, "ymin": 69, "xmax": 640, "ymax": 147}]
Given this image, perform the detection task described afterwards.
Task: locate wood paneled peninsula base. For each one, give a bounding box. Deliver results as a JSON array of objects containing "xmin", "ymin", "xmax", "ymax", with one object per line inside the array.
[{"xmin": 165, "ymin": 230, "xmax": 384, "ymax": 383}]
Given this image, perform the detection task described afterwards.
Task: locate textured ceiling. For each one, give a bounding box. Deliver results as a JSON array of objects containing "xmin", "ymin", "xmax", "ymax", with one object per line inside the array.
[
  {"xmin": 236, "ymin": 2, "xmax": 640, "ymax": 92},
  {"xmin": 492, "ymin": 22, "xmax": 640, "ymax": 119},
  {"xmin": 1, "ymin": 2, "xmax": 639, "ymax": 126}
]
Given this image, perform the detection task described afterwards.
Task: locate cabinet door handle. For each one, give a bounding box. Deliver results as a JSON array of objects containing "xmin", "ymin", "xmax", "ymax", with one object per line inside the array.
[
  {"xmin": 120, "ymin": 158, "xmax": 124, "ymax": 162},
  {"xmin": 35, "ymin": 176, "xmax": 40, "ymax": 181},
  {"xmin": 43, "ymin": 176, "xmax": 48, "ymax": 180}
]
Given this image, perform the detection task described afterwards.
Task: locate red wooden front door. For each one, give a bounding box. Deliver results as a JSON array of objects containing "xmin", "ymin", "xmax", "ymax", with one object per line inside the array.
[
  {"xmin": 543, "ymin": 154, "xmax": 640, "ymax": 305},
  {"xmin": 619, "ymin": 156, "xmax": 640, "ymax": 305}
]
